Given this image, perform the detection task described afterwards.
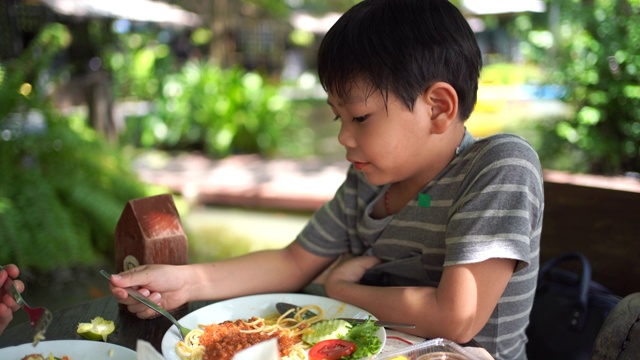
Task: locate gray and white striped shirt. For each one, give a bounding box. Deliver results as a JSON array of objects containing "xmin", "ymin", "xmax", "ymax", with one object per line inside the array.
[{"xmin": 296, "ymin": 130, "xmax": 543, "ymax": 360}]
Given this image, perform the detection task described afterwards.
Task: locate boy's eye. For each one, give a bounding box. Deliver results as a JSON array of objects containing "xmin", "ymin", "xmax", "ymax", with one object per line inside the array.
[{"xmin": 332, "ymin": 114, "xmax": 367, "ymax": 123}]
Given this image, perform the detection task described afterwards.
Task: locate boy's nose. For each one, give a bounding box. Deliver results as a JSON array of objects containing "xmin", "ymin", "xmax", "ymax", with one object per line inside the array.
[{"xmin": 337, "ymin": 122, "xmax": 356, "ymax": 149}]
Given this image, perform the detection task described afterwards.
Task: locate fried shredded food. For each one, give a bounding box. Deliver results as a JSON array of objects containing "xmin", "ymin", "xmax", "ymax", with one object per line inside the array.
[
  {"xmin": 199, "ymin": 317, "xmax": 301, "ymax": 360},
  {"xmin": 21, "ymin": 355, "xmax": 70, "ymax": 360}
]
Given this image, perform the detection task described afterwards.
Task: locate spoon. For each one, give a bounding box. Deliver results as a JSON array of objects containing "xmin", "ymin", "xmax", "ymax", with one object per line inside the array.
[
  {"xmin": 275, "ymin": 302, "xmax": 416, "ymax": 329},
  {"xmin": 99, "ymin": 270, "xmax": 191, "ymax": 339}
]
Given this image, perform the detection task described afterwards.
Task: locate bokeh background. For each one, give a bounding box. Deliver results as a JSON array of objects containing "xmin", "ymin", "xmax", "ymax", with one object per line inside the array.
[{"xmin": 1, "ymin": 0, "xmax": 639, "ymax": 326}]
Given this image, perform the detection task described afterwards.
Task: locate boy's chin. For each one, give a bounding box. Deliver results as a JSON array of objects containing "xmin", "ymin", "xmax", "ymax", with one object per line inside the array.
[{"xmin": 361, "ymin": 173, "xmax": 389, "ymax": 186}]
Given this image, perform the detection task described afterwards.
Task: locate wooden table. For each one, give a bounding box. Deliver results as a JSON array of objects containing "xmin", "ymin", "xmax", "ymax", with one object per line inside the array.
[
  {"xmin": 0, "ymin": 295, "xmax": 202, "ymax": 353},
  {"xmin": 0, "ymin": 296, "xmax": 493, "ymax": 359}
]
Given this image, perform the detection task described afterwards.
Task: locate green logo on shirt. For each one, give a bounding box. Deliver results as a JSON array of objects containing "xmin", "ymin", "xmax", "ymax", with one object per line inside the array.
[{"xmin": 419, "ymin": 193, "xmax": 431, "ymax": 208}]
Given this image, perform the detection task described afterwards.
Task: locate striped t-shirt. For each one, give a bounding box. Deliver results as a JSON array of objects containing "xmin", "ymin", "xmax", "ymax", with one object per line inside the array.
[{"xmin": 296, "ymin": 130, "xmax": 544, "ymax": 360}]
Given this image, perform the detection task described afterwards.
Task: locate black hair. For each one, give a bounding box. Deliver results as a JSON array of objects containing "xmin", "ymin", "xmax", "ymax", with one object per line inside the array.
[{"xmin": 317, "ymin": 0, "xmax": 482, "ymax": 121}]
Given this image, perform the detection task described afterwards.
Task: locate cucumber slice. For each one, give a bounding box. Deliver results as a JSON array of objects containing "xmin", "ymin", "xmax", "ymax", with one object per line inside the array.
[{"xmin": 302, "ymin": 319, "xmax": 352, "ymax": 345}]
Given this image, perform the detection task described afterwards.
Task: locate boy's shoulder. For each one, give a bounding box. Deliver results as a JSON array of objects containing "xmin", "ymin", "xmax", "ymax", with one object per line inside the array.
[
  {"xmin": 461, "ymin": 132, "xmax": 542, "ymax": 171},
  {"xmin": 474, "ymin": 132, "xmax": 532, "ymax": 144},
  {"xmin": 471, "ymin": 133, "xmax": 538, "ymax": 156}
]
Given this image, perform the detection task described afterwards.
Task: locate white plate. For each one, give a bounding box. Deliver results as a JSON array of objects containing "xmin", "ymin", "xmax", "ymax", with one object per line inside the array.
[
  {"xmin": 0, "ymin": 340, "xmax": 136, "ymax": 359},
  {"xmin": 161, "ymin": 293, "xmax": 386, "ymax": 359}
]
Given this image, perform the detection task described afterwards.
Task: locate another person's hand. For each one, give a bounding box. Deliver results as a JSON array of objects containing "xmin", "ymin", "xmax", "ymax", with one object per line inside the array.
[
  {"xmin": 0, "ymin": 264, "xmax": 22, "ymax": 335},
  {"xmin": 106, "ymin": 264, "xmax": 191, "ymax": 319}
]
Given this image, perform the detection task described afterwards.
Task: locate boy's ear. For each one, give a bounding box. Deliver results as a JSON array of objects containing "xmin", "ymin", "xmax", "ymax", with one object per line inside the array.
[{"xmin": 423, "ymin": 82, "xmax": 458, "ymax": 134}]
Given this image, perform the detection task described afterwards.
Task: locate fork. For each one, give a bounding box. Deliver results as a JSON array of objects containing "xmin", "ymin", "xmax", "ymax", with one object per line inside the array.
[{"xmin": 0, "ymin": 264, "xmax": 53, "ymax": 346}]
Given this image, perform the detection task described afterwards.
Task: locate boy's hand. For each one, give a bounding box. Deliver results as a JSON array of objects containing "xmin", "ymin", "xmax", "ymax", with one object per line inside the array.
[
  {"xmin": 107, "ymin": 264, "xmax": 191, "ymax": 319},
  {"xmin": 326, "ymin": 256, "xmax": 382, "ymax": 285}
]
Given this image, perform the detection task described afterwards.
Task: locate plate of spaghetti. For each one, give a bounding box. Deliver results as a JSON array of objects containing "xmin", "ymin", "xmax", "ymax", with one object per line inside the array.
[
  {"xmin": 160, "ymin": 293, "xmax": 386, "ymax": 360},
  {"xmin": 0, "ymin": 340, "xmax": 136, "ymax": 359}
]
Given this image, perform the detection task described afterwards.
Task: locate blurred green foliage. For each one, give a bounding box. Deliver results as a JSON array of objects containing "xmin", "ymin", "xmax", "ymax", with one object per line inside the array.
[
  {"xmin": 104, "ymin": 30, "xmax": 174, "ymax": 101},
  {"xmin": 0, "ymin": 24, "xmax": 152, "ymax": 272},
  {"xmin": 516, "ymin": 0, "xmax": 640, "ymax": 174},
  {"xmin": 124, "ymin": 62, "xmax": 311, "ymax": 157},
  {"xmin": 246, "ymin": 0, "xmax": 359, "ymax": 16},
  {"xmin": 109, "ymin": 31, "xmax": 313, "ymax": 158}
]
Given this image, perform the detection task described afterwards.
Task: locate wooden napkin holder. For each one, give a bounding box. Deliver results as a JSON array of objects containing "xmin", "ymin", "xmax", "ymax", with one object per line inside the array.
[{"xmin": 114, "ymin": 193, "xmax": 188, "ymax": 273}]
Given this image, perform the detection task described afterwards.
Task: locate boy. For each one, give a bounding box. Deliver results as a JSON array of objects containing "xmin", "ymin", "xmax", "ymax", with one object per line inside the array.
[{"xmin": 108, "ymin": 1, "xmax": 543, "ymax": 359}]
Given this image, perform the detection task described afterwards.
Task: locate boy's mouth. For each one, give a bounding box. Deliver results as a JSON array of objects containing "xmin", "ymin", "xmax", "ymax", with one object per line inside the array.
[{"xmin": 352, "ymin": 161, "xmax": 369, "ymax": 170}]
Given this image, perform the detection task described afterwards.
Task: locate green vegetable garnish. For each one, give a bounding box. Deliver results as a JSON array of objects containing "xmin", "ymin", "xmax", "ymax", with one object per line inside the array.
[
  {"xmin": 343, "ymin": 318, "xmax": 383, "ymax": 359},
  {"xmin": 77, "ymin": 316, "xmax": 115, "ymax": 342},
  {"xmin": 301, "ymin": 317, "xmax": 382, "ymax": 359}
]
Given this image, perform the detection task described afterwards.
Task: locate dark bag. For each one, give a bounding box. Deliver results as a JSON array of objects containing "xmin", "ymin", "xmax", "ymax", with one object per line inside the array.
[{"xmin": 526, "ymin": 252, "xmax": 622, "ymax": 360}]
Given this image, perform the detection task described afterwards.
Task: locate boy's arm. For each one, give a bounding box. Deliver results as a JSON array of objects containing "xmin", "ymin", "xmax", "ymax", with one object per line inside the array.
[
  {"xmin": 110, "ymin": 241, "xmax": 337, "ymax": 319},
  {"xmin": 188, "ymin": 241, "xmax": 337, "ymax": 301},
  {"xmin": 324, "ymin": 256, "xmax": 515, "ymax": 344}
]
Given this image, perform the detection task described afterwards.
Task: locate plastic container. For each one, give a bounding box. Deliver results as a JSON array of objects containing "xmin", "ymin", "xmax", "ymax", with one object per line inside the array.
[{"xmin": 376, "ymin": 338, "xmax": 484, "ymax": 360}]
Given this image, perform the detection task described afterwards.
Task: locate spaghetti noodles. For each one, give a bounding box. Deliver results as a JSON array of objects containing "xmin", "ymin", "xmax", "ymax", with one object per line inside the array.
[{"xmin": 175, "ymin": 305, "xmax": 325, "ymax": 360}]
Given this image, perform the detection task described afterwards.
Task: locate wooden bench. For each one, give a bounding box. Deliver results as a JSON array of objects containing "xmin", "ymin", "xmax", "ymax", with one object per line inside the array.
[{"xmin": 540, "ymin": 170, "xmax": 640, "ymax": 297}]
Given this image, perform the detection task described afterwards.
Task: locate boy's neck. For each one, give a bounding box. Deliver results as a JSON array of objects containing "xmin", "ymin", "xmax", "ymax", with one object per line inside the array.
[
  {"xmin": 404, "ymin": 120, "xmax": 465, "ymax": 190},
  {"xmin": 384, "ymin": 121, "xmax": 465, "ymax": 215}
]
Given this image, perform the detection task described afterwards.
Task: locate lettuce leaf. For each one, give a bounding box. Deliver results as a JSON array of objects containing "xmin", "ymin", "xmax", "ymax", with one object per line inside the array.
[{"xmin": 342, "ymin": 318, "xmax": 382, "ymax": 359}]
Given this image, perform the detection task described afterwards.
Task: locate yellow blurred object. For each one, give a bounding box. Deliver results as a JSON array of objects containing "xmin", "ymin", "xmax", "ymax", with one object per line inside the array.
[{"xmin": 19, "ymin": 82, "xmax": 32, "ymax": 96}]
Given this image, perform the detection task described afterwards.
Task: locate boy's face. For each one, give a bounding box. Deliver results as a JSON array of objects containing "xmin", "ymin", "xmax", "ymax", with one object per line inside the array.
[{"xmin": 327, "ymin": 80, "xmax": 454, "ymax": 187}]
